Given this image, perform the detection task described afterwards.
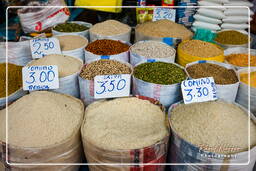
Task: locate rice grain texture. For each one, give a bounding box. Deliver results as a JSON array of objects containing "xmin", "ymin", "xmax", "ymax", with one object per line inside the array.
[{"xmin": 57, "ymin": 35, "xmax": 88, "ymax": 51}]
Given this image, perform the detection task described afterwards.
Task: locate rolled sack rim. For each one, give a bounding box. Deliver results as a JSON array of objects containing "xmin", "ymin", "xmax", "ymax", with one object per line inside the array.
[{"xmin": 89, "ymin": 26, "xmax": 132, "ymax": 40}]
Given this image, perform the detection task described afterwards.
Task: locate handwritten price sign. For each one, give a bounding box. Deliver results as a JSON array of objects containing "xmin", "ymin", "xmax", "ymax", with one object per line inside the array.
[
  {"xmin": 30, "ymin": 37, "xmax": 62, "ymax": 59},
  {"xmin": 22, "ymin": 65, "xmax": 59, "ymax": 91},
  {"xmin": 181, "ymin": 77, "xmax": 217, "ymax": 104},
  {"xmin": 94, "ymin": 74, "xmax": 131, "ymax": 99},
  {"xmin": 153, "ymin": 8, "xmax": 176, "ymax": 22}
]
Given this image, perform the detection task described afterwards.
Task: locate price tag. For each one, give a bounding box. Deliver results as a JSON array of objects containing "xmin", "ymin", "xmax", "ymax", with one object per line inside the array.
[
  {"xmin": 30, "ymin": 37, "xmax": 62, "ymax": 59},
  {"xmin": 22, "ymin": 65, "xmax": 59, "ymax": 91},
  {"xmin": 181, "ymin": 77, "xmax": 217, "ymax": 104},
  {"xmin": 94, "ymin": 74, "xmax": 131, "ymax": 99},
  {"xmin": 153, "ymin": 8, "xmax": 176, "ymax": 22}
]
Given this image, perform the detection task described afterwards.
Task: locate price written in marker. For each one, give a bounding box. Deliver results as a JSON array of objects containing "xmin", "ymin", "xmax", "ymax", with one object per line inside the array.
[
  {"xmin": 181, "ymin": 77, "xmax": 217, "ymax": 104},
  {"xmin": 30, "ymin": 37, "xmax": 62, "ymax": 59},
  {"xmin": 94, "ymin": 74, "xmax": 131, "ymax": 99},
  {"xmin": 22, "ymin": 65, "xmax": 59, "ymax": 91},
  {"xmin": 153, "ymin": 8, "xmax": 176, "ymax": 22}
]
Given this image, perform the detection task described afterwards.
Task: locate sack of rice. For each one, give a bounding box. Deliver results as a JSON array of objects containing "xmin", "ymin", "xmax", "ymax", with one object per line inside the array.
[
  {"xmin": 177, "ymin": 40, "xmax": 224, "ymax": 66},
  {"xmin": 84, "ymin": 39, "xmax": 130, "ymax": 64},
  {"xmin": 135, "ymin": 19, "xmax": 193, "ymax": 46},
  {"xmin": 168, "ymin": 100, "xmax": 256, "ymax": 171},
  {"xmin": 236, "ymin": 68, "xmax": 256, "ymax": 115},
  {"xmin": 78, "ymin": 59, "xmax": 132, "ymax": 106},
  {"xmin": 130, "ymin": 40, "xmax": 176, "ymax": 66},
  {"xmin": 56, "ymin": 35, "xmax": 88, "ymax": 62},
  {"xmin": 81, "ymin": 96, "xmax": 169, "ymax": 171},
  {"xmin": 0, "ymin": 63, "xmax": 27, "ymax": 109},
  {"xmin": 185, "ymin": 60, "xmax": 239, "ymax": 102},
  {"xmin": 0, "ymin": 91, "xmax": 84, "ymax": 171},
  {"xmin": 133, "ymin": 61, "xmax": 187, "ymax": 108},
  {"xmin": 27, "ymin": 54, "xmax": 83, "ymax": 98},
  {"xmin": 89, "ymin": 20, "xmax": 131, "ymax": 43}
]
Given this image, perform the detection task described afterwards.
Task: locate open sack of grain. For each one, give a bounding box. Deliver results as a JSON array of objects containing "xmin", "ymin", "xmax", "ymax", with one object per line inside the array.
[
  {"xmin": 81, "ymin": 96, "xmax": 169, "ymax": 171},
  {"xmin": 0, "ymin": 91, "xmax": 84, "ymax": 171}
]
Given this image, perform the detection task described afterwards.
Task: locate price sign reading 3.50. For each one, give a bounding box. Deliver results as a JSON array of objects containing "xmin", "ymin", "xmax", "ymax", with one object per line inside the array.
[
  {"xmin": 94, "ymin": 74, "xmax": 131, "ymax": 99},
  {"xmin": 181, "ymin": 77, "xmax": 218, "ymax": 104},
  {"xmin": 22, "ymin": 65, "xmax": 59, "ymax": 91}
]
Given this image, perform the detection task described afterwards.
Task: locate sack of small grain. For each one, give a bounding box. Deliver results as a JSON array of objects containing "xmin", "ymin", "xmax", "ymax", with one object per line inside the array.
[
  {"xmin": 0, "ymin": 91, "xmax": 84, "ymax": 171},
  {"xmin": 192, "ymin": 21, "xmax": 221, "ymax": 31},
  {"xmin": 185, "ymin": 60, "xmax": 239, "ymax": 102},
  {"xmin": 197, "ymin": 8, "xmax": 226, "ymax": 19},
  {"xmin": 221, "ymin": 23, "xmax": 249, "ymax": 30},
  {"xmin": 224, "ymin": 8, "xmax": 253, "ymax": 16},
  {"xmin": 224, "ymin": 47, "xmax": 256, "ymax": 69},
  {"xmin": 168, "ymin": 100, "xmax": 256, "ymax": 171},
  {"xmin": 0, "ymin": 63, "xmax": 27, "ymax": 109},
  {"xmin": 133, "ymin": 62, "xmax": 187, "ymax": 108},
  {"xmin": 193, "ymin": 14, "xmax": 222, "ymax": 24},
  {"xmin": 56, "ymin": 35, "xmax": 88, "ymax": 62},
  {"xmin": 130, "ymin": 40, "xmax": 176, "ymax": 66},
  {"xmin": 81, "ymin": 96, "xmax": 169, "ymax": 171},
  {"xmin": 52, "ymin": 21, "xmax": 92, "ymax": 40},
  {"xmin": 27, "ymin": 54, "xmax": 83, "ymax": 98},
  {"xmin": 89, "ymin": 20, "xmax": 131, "ymax": 43},
  {"xmin": 84, "ymin": 39, "xmax": 130, "ymax": 64},
  {"xmin": 222, "ymin": 16, "xmax": 252, "ymax": 24},
  {"xmin": 236, "ymin": 68, "xmax": 256, "ymax": 115},
  {"xmin": 78, "ymin": 60, "xmax": 133, "ymax": 106},
  {"xmin": 135, "ymin": 19, "xmax": 193, "ymax": 46}
]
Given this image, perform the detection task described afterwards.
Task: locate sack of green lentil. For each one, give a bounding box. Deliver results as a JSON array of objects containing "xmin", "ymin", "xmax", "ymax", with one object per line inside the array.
[
  {"xmin": 130, "ymin": 40, "xmax": 176, "ymax": 66},
  {"xmin": 27, "ymin": 54, "xmax": 83, "ymax": 98},
  {"xmin": 52, "ymin": 21, "xmax": 92, "ymax": 40},
  {"xmin": 185, "ymin": 60, "xmax": 239, "ymax": 102},
  {"xmin": 0, "ymin": 63, "xmax": 27, "ymax": 109},
  {"xmin": 81, "ymin": 96, "xmax": 169, "ymax": 171},
  {"xmin": 224, "ymin": 47, "xmax": 256, "ymax": 70},
  {"xmin": 133, "ymin": 61, "xmax": 187, "ymax": 108},
  {"xmin": 56, "ymin": 35, "xmax": 88, "ymax": 63},
  {"xmin": 236, "ymin": 68, "xmax": 256, "ymax": 115},
  {"xmin": 0, "ymin": 91, "xmax": 84, "ymax": 171},
  {"xmin": 78, "ymin": 60, "xmax": 133, "ymax": 106},
  {"xmin": 84, "ymin": 39, "xmax": 130, "ymax": 64},
  {"xmin": 0, "ymin": 41, "xmax": 32, "ymax": 66}
]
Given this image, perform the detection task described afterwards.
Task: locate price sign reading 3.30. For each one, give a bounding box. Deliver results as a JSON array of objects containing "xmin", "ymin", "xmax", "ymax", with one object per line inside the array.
[
  {"xmin": 22, "ymin": 65, "xmax": 59, "ymax": 91},
  {"xmin": 30, "ymin": 37, "xmax": 62, "ymax": 59},
  {"xmin": 181, "ymin": 77, "xmax": 218, "ymax": 104},
  {"xmin": 94, "ymin": 74, "xmax": 131, "ymax": 99}
]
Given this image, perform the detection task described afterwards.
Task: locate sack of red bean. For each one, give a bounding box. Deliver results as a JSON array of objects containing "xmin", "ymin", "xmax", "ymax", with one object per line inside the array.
[{"xmin": 84, "ymin": 39, "xmax": 130, "ymax": 64}]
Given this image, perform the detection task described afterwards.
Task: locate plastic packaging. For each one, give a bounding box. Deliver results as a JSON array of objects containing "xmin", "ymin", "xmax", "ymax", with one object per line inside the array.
[
  {"xmin": 236, "ymin": 68, "xmax": 256, "ymax": 115},
  {"xmin": 52, "ymin": 21, "xmax": 92, "ymax": 40},
  {"xmin": 84, "ymin": 40, "xmax": 130, "ymax": 64},
  {"xmin": 221, "ymin": 23, "xmax": 249, "ymax": 30},
  {"xmin": 222, "ymin": 16, "xmax": 252, "ymax": 24},
  {"xmin": 81, "ymin": 96, "xmax": 170, "ymax": 171},
  {"xmin": 17, "ymin": 0, "xmax": 70, "ymax": 33},
  {"xmin": 224, "ymin": 8, "xmax": 253, "ymax": 16},
  {"xmin": 185, "ymin": 60, "xmax": 239, "ymax": 102},
  {"xmin": 193, "ymin": 28, "xmax": 217, "ymax": 43},
  {"xmin": 193, "ymin": 14, "xmax": 222, "ymax": 24},
  {"xmin": 197, "ymin": 8, "xmax": 226, "ymax": 19},
  {"xmin": 193, "ymin": 21, "xmax": 221, "ymax": 31},
  {"xmin": 168, "ymin": 100, "xmax": 256, "ymax": 171}
]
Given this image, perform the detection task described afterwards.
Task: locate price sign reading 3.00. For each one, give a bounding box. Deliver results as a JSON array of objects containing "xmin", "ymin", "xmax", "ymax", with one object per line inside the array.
[
  {"xmin": 181, "ymin": 77, "xmax": 217, "ymax": 104},
  {"xmin": 94, "ymin": 74, "xmax": 131, "ymax": 99},
  {"xmin": 22, "ymin": 65, "xmax": 59, "ymax": 91}
]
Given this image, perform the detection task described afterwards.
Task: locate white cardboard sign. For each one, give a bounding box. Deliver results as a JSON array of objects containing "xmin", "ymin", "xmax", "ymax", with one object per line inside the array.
[{"xmin": 153, "ymin": 8, "xmax": 176, "ymax": 22}]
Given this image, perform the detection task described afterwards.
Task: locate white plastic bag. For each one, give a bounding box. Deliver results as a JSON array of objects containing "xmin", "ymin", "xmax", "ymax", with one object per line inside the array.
[
  {"xmin": 222, "ymin": 16, "xmax": 252, "ymax": 24},
  {"xmin": 201, "ymin": 0, "xmax": 229, "ymax": 3},
  {"xmin": 224, "ymin": 0, "xmax": 253, "ymax": 7},
  {"xmin": 224, "ymin": 8, "xmax": 253, "ymax": 16},
  {"xmin": 17, "ymin": 0, "xmax": 70, "ymax": 33},
  {"xmin": 221, "ymin": 23, "xmax": 249, "ymax": 30},
  {"xmin": 193, "ymin": 14, "xmax": 222, "ymax": 24},
  {"xmin": 197, "ymin": 8, "xmax": 226, "ymax": 19},
  {"xmin": 193, "ymin": 21, "xmax": 221, "ymax": 31}
]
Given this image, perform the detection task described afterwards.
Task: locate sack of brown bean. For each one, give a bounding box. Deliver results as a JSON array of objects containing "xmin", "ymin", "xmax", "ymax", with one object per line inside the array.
[
  {"xmin": 185, "ymin": 60, "xmax": 239, "ymax": 102},
  {"xmin": 84, "ymin": 39, "xmax": 130, "ymax": 64},
  {"xmin": 78, "ymin": 59, "xmax": 132, "ymax": 106}
]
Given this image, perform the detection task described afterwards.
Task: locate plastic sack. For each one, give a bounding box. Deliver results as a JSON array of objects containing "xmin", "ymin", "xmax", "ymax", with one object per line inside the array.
[
  {"xmin": 224, "ymin": 47, "xmax": 256, "ymax": 70},
  {"xmin": 52, "ymin": 21, "xmax": 92, "ymax": 40},
  {"xmin": 81, "ymin": 96, "xmax": 170, "ymax": 171},
  {"xmin": 203, "ymin": 0, "xmax": 229, "ymax": 3},
  {"xmin": 78, "ymin": 60, "xmax": 133, "ymax": 106},
  {"xmin": 221, "ymin": 23, "xmax": 249, "ymax": 30},
  {"xmin": 224, "ymin": 8, "xmax": 253, "ymax": 16},
  {"xmin": 193, "ymin": 28, "xmax": 217, "ymax": 43},
  {"xmin": 75, "ymin": 0, "xmax": 122, "ymax": 13},
  {"xmin": 193, "ymin": 14, "xmax": 222, "ymax": 24},
  {"xmin": 236, "ymin": 68, "xmax": 256, "ymax": 115},
  {"xmin": 197, "ymin": 8, "xmax": 226, "ymax": 19},
  {"xmin": 168, "ymin": 100, "xmax": 256, "ymax": 171},
  {"xmin": 0, "ymin": 41, "xmax": 32, "ymax": 66},
  {"xmin": 222, "ymin": 16, "xmax": 252, "ymax": 24},
  {"xmin": 17, "ymin": 0, "xmax": 70, "ymax": 33},
  {"xmin": 84, "ymin": 40, "xmax": 130, "ymax": 64},
  {"xmin": 224, "ymin": 1, "xmax": 253, "ymax": 7},
  {"xmin": 185, "ymin": 60, "xmax": 239, "ymax": 102},
  {"xmin": 130, "ymin": 40, "xmax": 176, "ymax": 66},
  {"xmin": 193, "ymin": 21, "xmax": 221, "ymax": 31},
  {"xmin": 132, "ymin": 62, "xmax": 185, "ymax": 108}
]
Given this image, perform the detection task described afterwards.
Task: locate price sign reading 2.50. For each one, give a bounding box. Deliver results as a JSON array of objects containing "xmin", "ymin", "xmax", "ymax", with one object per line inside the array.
[
  {"xmin": 181, "ymin": 77, "xmax": 218, "ymax": 104},
  {"xmin": 94, "ymin": 74, "xmax": 131, "ymax": 99},
  {"xmin": 22, "ymin": 65, "xmax": 59, "ymax": 91}
]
